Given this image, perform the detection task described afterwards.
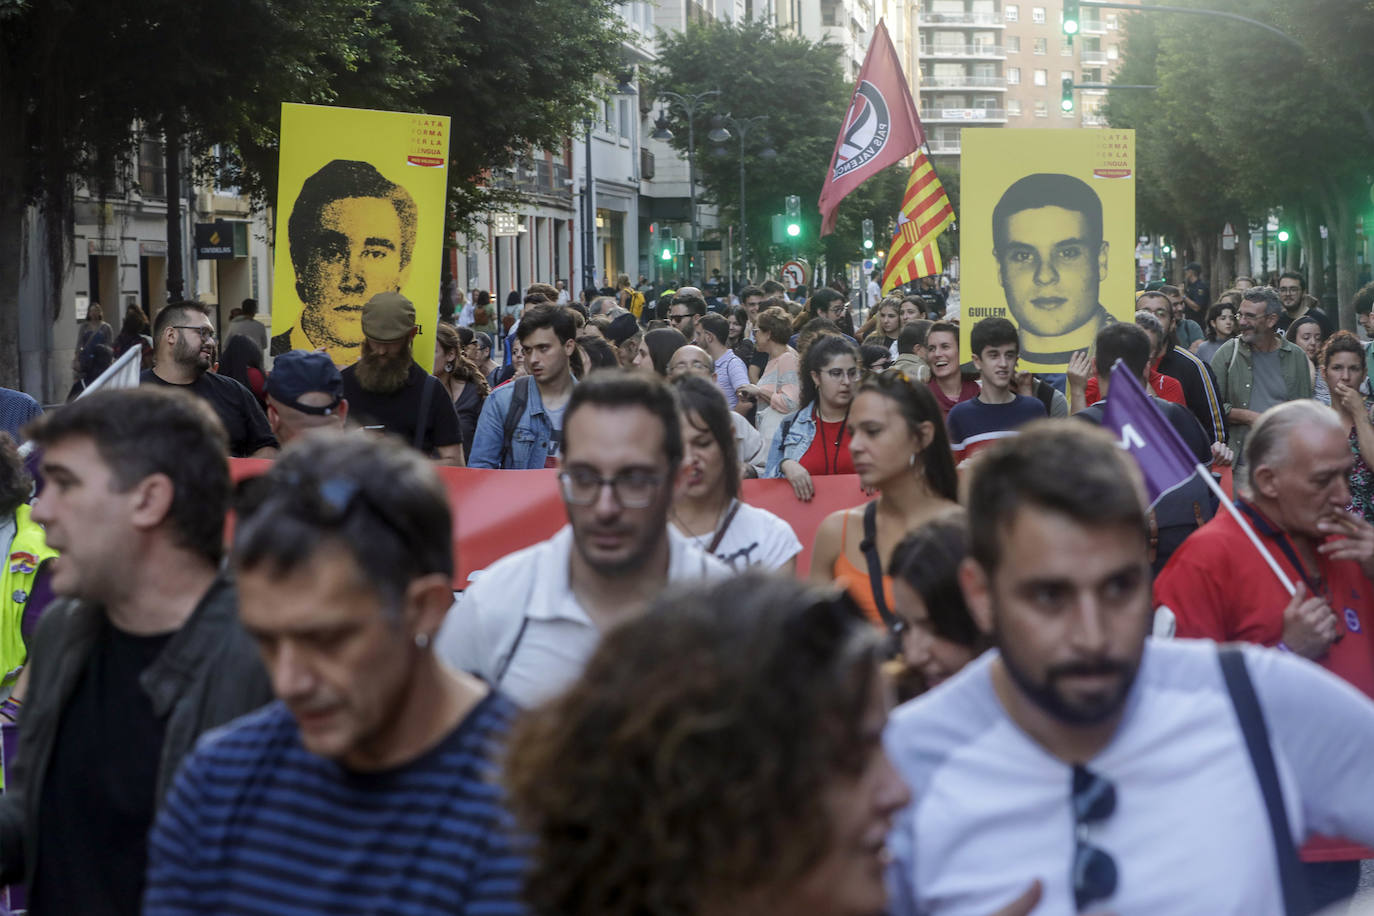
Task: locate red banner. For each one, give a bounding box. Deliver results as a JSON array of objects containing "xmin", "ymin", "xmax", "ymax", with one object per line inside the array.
[{"xmin": 229, "ymin": 461, "xmax": 869, "ymax": 587}]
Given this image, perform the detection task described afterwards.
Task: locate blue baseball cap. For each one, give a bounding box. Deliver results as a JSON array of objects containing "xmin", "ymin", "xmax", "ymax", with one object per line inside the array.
[{"xmin": 266, "ymin": 350, "xmax": 344, "ymax": 415}]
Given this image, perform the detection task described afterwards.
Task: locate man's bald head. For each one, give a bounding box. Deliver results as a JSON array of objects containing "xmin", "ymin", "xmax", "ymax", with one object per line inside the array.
[
  {"xmin": 1246, "ymin": 400, "xmax": 1345, "ymax": 488},
  {"xmin": 667, "ymin": 345, "xmax": 714, "ymax": 380},
  {"xmin": 266, "ymin": 392, "xmax": 349, "ymax": 445}
]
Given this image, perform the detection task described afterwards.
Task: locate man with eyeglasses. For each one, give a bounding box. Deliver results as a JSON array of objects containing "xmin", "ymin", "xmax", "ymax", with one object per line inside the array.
[
  {"xmin": 1211, "ymin": 286, "xmax": 1313, "ymax": 483},
  {"xmin": 666, "ymin": 291, "xmax": 707, "ymax": 339},
  {"xmin": 436, "ymin": 370, "xmax": 727, "ymax": 708},
  {"xmin": 668, "ymin": 345, "xmax": 767, "ymax": 477},
  {"xmin": 945, "ymin": 317, "xmax": 1045, "ymax": 464},
  {"xmin": 142, "ymin": 300, "xmax": 278, "ymax": 457},
  {"xmin": 1274, "ymin": 270, "xmax": 1333, "ymax": 338},
  {"xmin": 885, "ymin": 422, "xmax": 1374, "ymax": 916}
]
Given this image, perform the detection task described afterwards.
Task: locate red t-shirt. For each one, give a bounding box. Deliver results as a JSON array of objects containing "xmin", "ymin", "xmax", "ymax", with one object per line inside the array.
[
  {"xmin": 928, "ymin": 378, "xmax": 980, "ymax": 421},
  {"xmin": 1155, "ymin": 502, "xmax": 1374, "ymax": 862},
  {"xmin": 798, "ymin": 416, "xmax": 854, "ymax": 477},
  {"xmin": 1085, "ymin": 369, "xmax": 1185, "ymax": 406}
]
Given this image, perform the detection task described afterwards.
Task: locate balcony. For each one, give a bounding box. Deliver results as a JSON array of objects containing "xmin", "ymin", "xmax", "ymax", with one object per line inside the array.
[
  {"xmin": 1081, "ymin": 113, "xmax": 1110, "ymax": 127},
  {"xmin": 920, "ymin": 74, "xmax": 1007, "ymax": 90},
  {"xmin": 927, "ymin": 138, "xmax": 963, "ymax": 154},
  {"xmin": 920, "ymin": 43, "xmax": 1006, "ymax": 59},
  {"xmin": 1080, "ymin": 49, "xmax": 1108, "ymax": 65},
  {"xmin": 1080, "ymin": 18, "xmax": 1108, "ymax": 34},
  {"xmin": 919, "ymin": 10, "xmax": 1005, "ymax": 27},
  {"xmin": 492, "ymin": 159, "xmax": 574, "ymax": 202},
  {"xmin": 921, "ymin": 107, "xmax": 1008, "ymax": 123}
]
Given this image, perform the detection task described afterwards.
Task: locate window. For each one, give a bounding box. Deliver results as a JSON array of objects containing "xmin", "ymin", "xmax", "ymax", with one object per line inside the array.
[
  {"xmin": 1108, "ymin": 45, "xmax": 1119, "ymax": 59},
  {"xmin": 1034, "ymin": 100, "xmax": 1048, "ymax": 117},
  {"xmin": 1008, "ymin": 98, "xmax": 1023, "ymax": 116},
  {"xmin": 1005, "ymin": 4, "xmax": 1018, "ymax": 22},
  {"xmin": 1033, "ymin": 37, "xmax": 1046, "ymax": 54},
  {"xmin": 1007, "ymin": 66, "xmax": 1021, "ymax": 84},
  {"xmin": 1033, "ymin": 68, "xmax": 1047, "ymax": 86},
  {"xmin": 1106, "ymin": 13, "xmax": 1119, "ymax": 28},
  {"xmin": 1062, "ymin": 38, "xmax": 1074, "ymax": 55},
  {"xmin": 618, "ymin": 99, "xmax": 632, "ymax": 138},
  {"xmin": 1032, "ymin": 6, "xmax": 1046, "ymax": 23},
  {"xmin": 1006, "ymin": 35, "xmax": 1020, "ymax": 52},
  {"xmin": 1061, "ymin": 69, "xmax": 1074, "ymax": 83},
  {"xmin": 138, "ymin": 139, "xmax": 165, "ymax": 197}
]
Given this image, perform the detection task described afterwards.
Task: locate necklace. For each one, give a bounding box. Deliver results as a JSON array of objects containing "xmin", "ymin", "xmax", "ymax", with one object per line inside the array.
[{"xmin": 818, "ymin": 408, "xmax": 849, "ymax": 475}]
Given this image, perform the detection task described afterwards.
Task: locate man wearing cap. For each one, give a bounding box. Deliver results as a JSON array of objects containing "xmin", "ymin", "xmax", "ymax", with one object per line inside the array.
[
  {"xmin": 1182, "ymin": 262, "xmax": 1210, "ymax": 325},
  {"xmin": 142, "ymin": 300, "xmax": 278, "ymax": 458},
  {"xmin": 340, "ymin": 292, "xmax": 464, "ymax": 465},
  {"xmin": 265, "ymin": 351, "xmax": 350, "ymax": 446}
]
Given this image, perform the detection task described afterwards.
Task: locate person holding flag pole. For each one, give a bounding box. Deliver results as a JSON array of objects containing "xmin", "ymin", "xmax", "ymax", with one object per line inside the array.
[{"xmin": 1129, "ymin": 377, "xmax": 1374, "ymax": 910}]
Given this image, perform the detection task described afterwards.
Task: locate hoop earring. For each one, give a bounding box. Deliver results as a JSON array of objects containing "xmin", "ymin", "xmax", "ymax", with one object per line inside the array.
[{"xmin": 444, "ymin": 361, "xmax": 455, "ymax": 373}]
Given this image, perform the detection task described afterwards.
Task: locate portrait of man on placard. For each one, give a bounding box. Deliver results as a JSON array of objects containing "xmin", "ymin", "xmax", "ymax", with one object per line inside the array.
[
  {"xmin": 272, "ymin": 159, "xmax": 419, "ymax": 364},
  {"xmin": 992, "ymin": 172, "xmax": 1113, "ymax": 367}
]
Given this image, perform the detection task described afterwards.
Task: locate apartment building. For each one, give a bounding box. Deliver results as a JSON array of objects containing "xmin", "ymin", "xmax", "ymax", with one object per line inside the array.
[{"xmin": 917, "ymin": 0, "xmax": 1129, "ymax": 160}]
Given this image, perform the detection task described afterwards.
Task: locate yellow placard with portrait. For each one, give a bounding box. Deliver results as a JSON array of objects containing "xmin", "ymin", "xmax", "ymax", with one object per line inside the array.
[
  {"xmin": 959, "ymin": 129, "xmax": 1135, "ymax": 373},
  {"xmin": 271, "ymin": 102, "xmax": 451, "ymax": 368}
]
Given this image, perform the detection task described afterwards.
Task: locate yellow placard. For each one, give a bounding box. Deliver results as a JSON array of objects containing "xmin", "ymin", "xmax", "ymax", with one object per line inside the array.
[
  {"xmin": 271, "ymin": 103, "xmax": 451, "ymax": 368},
  {"xmin": 959, "ymin": 129, "xmax": 1135, "ymax": 373}
]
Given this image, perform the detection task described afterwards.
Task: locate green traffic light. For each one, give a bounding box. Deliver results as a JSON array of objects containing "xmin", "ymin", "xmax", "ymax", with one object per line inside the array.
[
  {"xmin": 1061, "ymin": 98, "xmax": 1074, "ymax": 112},
  {"xmin": 1064, "ymin": 19, "xmax": 1079, "ymax": 34},
  {"xmin": 1278, "ymin": 230, "xmax": 1290, "ymax": 242},
  {"xmin": 661, "ymin": 248, "xmax": 672, "ymax": 260},
  {"xmin": 787, "ymin": 223, "xmax": 801, "ymax": 237},
  {"xmin": 863, "ymin": 239, "xmax": 873, "ymax": 249}
]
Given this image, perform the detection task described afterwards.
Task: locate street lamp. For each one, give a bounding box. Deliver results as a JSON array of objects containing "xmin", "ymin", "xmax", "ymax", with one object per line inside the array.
[
  {"xmin": 653, "ymin": 88, "xmax": 721, "ymax": 282},
  {"xmin": 709, "ymin": 113, "xmax": 775, "ymax": 284}
]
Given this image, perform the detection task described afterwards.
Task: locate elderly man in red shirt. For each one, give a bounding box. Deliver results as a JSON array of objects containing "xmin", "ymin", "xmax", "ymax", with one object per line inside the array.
[{"xmin": 1154, "ymin": 399, "xmax": 1374, "ymax": 911}]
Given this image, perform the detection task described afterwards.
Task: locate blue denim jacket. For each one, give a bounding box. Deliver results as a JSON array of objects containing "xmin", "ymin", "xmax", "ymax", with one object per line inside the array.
[
  {"xmin": 468, "ymin": 377, "xmax": 569, "ymax": 469},
  {"xmin": 763, "ymin": 403, "xmax": 817, "ymax": 478}
]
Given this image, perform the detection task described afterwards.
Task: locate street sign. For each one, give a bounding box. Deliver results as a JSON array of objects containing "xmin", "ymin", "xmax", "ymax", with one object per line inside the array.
[
  {"xmin": 492, "ymin": 213, "xmax": 525, "ymax": 237},
  {"xmin": 1221, "ymin": 222, "xmax": 1236, "ymax": 251},
  {"xmin": 781, "ymin": 260, "xmax": 809, "ymax": 292}
]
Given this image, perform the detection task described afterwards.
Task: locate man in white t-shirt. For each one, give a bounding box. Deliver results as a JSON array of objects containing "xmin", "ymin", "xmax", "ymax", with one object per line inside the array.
[
  {"xmin": 436, "ymin": 371, "xmax": 727, "ymax": 707},
  {"xmin": 885, "ymin": 421, "xmax": 1374, "ymax": 916}
]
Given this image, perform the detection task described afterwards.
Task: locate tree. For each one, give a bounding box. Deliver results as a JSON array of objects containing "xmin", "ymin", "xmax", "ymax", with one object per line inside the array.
[
  {"xmin": 647, "ymin": 19, "xmax": 908, "ymax": 284},
  {"xmin": 1106, "ymin": 0, "xmax": 1374, "ymax": 327},
  {"xmin": 0, "ymin": 0, "xmax": 623, "ymax": 387}
]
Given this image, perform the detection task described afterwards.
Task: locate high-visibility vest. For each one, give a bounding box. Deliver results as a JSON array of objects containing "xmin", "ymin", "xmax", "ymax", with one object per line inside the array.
[{"xmin": 1, "ymin": 504, "xmax": 59, "ymax": 686}]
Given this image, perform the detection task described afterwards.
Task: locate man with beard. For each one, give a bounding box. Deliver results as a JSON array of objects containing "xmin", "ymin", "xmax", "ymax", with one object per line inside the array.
[
  {"xmin": 1155, "ymin": 399, "xmax": 1374, "ymax": 910},
  {"xmin": 435, "ymin": 370, "xmax": 727, "ymax": 707},
  {"xmin": 884, "ymin": 421, "xmax": 1374, "ymax": 915},
  {"xmin": 141, "ymin": 301, "xmax": 277, "ymax": 457},
  {"xmin": 340, "ymin": 292, "xmax": 463, "ymax": 465}
]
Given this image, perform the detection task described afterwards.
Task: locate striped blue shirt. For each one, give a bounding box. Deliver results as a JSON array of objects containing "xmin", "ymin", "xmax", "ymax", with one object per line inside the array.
[{"xmin": 143, "ymin": 693, "xmax": 528, "ymax": 915}]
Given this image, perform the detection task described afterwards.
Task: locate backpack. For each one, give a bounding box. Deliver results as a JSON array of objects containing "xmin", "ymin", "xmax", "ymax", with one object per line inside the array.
[
  {"xmin": 499, "ymin": 377, "xmax": 532, "ymax": 468},
  {"xmin": 628, "ymin": 290, "xmax": 645, "ymax": 319}
]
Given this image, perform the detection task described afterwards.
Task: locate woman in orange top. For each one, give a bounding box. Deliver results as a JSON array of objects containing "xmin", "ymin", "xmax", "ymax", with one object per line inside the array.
[{"xmin": 809, "ymin": 370, "xmax": 959, "ymax": 630}]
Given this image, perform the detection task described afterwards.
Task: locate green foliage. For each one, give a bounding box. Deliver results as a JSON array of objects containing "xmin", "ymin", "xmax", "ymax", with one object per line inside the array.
[{"xmin": 647, "ymin": 19, "xmax": 909, "ymax": 279}]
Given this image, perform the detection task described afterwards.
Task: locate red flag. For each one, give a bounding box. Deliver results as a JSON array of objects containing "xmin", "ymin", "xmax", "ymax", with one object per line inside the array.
[{"xmin": 817, "ymin": 20, "xmax": 924, "ymax": 236}]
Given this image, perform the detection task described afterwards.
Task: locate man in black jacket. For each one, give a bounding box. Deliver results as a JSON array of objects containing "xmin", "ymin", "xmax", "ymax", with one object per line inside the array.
[
  {"xmin": 1138, "ymin": 289, "xmax": 1227, "ymax": 446},
  {"xmin": 5, "ymin": 388, "xmax": 271, "ymax": 914}
]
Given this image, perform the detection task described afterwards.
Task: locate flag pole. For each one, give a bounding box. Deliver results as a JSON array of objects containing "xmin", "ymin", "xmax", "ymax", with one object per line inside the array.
[{"xmin": 1194, "ymin": 464, "xmax": 1297, "ymax": 596}]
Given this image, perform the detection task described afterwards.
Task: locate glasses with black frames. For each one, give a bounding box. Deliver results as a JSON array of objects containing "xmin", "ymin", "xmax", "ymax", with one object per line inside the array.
[
  {"xmin": 1071, "ymin": 764, "xmax": 1118, "ymax": 911},
  {"xmin": 558, "ymin": 467, "xmax": 663, "ymax": 509}
]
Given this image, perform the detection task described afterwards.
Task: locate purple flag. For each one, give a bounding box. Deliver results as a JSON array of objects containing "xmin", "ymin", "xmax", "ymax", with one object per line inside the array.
[{"xmin": 1101, "ymin": 360, "xmax": 1200, "ymax": 504}]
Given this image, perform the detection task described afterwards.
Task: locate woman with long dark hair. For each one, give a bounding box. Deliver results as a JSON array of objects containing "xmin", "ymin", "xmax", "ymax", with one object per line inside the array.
[
  {"xmin": 889, "ymin": 511, "xmax": 988, "ymax": 693},
  {"xmin": 809, "ymin": 370, "xmax": 960, "ymax": 630},
  {"xmin": 631, "ymin": 327, "xmax": 689, "ymax": 376},
  {"xmin": 764, "ymin": 335, "xmax": 862, "ymax": 502},
  {"xmin": 217, "ymin": 335, "xmax": 268, "ymax": 409},
  {"xmin": 671, "ymin": 377, "xmax": 801, "ymax": 573},
  {"xmin": 434, "ymin": 322, "xmax": 489, "ymax": 458}
]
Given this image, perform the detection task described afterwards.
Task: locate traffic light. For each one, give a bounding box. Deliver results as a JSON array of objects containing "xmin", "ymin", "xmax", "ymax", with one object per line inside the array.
[
  {"xmin": 659, "ymin": 227, "xmax": 674, "ymax": 261},
  {"xmin": 862, "ymin": 218, "xmax": 875, "ymax": 251},
  {"xmin": 1063, "ymin": 0, "xmax": 1080, "ymax": 36},
  {"xmin": 1277, "ymin": 229, "xmax": 1291, "ymax": 242},
  {"xmin": 1061, "ymin": 77, "xmax": 1075, "ymax": 112},
  {"xmin": 785, "ymin": 195, "xmax": 801, "ymax": 238}
]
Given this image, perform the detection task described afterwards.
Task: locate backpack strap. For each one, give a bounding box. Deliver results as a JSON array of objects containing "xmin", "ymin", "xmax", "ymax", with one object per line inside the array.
[
  {"xmin": 856, "ymin": 501, "xmax": 900, "ymax": 635},
  {"xmin": 1218, "ymin": 646, "xmax": 1311, "ymax": 916},
  {"xmin": 706, "ymin": 500, "xmax": 742, "ymax": 555},
  {"xmin": 499, "ymin": 377, "xmax": 532, "ymax": 468},
  {"xmin": 413, "ymin": 375, "xmax": 437, "ymax": 452}
]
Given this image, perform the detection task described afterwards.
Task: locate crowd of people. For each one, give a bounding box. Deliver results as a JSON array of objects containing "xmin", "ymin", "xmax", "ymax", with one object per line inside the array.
[{"xmin": 4, "ymin": 259, "xmax": 1374, "ymax": 915}]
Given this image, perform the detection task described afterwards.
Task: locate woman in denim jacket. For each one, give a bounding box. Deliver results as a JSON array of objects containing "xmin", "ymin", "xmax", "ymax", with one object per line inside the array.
[{"xmin": 764, "ymin": 335, "xmax": 861, "ymax": 501}]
